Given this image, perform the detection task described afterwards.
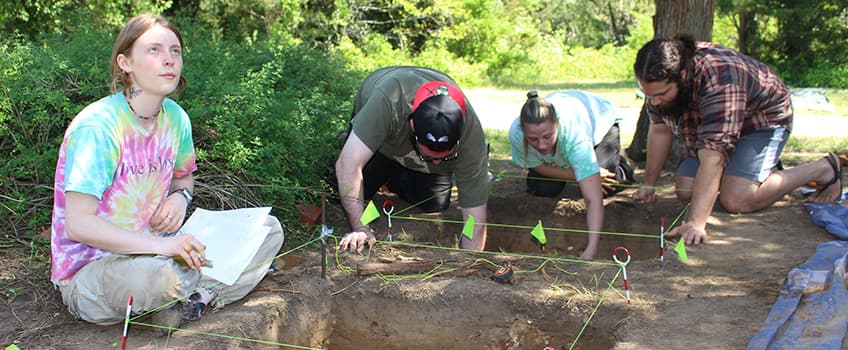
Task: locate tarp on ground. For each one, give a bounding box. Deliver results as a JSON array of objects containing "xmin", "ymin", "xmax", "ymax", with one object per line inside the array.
[
  {"xmin": 805, "ymin": 193, "xmax": 848, "ymax": 240},
  {"xmin": 747, "ymin": 192, "xmax": 848, "ymax": 350}
]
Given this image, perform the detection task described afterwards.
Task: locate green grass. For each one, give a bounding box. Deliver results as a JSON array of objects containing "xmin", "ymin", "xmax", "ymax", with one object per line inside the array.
[
  {"xmin": 486, "ymin": 129, "xmax": 511, "ymax": 160},
  {"xmin": 497, "ymin": 79, "xmax": 638, "ymax": 93},
  {"xmin": 783, "ymin": 136, "xmax": 848, "ymax": 166}
]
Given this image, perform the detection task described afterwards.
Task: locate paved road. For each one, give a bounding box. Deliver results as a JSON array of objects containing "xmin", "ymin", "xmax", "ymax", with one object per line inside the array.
[{"xmin": 466, "ymin": 88, "xmax": 848, "ymax": 138}]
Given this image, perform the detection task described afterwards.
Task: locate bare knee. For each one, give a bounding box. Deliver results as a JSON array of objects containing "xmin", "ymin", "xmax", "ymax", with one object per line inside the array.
[
  {"xmin": 674, "ymin": 176, "xmax": 694, "ymax": 202},
  {"xmin": 719, "ymin": 192, "xmax": 755, "ymax": 214}
]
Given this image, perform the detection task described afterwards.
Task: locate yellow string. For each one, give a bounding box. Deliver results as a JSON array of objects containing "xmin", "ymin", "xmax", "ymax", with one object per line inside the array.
[
  {"xmin": 391, "ymin": 215, "xmax": 659, "ymax": 239},
  {"xmin": 569, "ymin": 267, "xmax": 624, "ymax": 350}
]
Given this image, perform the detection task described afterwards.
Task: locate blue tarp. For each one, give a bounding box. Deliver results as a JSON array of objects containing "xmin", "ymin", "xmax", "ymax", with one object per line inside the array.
[
  {"xmin": 748, "ymin": 191, "xmax": 848, "ymax": 349},
  {"xmin": 804, "ymin": 192, "xmax": 848, "ymax": 240}
]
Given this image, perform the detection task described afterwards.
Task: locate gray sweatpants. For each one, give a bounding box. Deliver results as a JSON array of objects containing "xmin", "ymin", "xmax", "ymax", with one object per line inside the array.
[{"xmin": 58, "ymin": 215, "xmax": 285, "ymax": 325}]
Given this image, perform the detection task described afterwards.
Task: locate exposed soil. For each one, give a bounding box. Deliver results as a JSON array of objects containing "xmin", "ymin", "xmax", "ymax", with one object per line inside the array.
[{"xmin": 1, "ymin": 157, "xmax": 840, "ymax": 350}]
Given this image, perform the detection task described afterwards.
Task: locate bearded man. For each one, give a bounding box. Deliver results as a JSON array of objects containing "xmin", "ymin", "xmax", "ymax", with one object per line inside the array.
[{"xmin": 632, "ymin": 33, "xmax": 844, "ymax": 246}]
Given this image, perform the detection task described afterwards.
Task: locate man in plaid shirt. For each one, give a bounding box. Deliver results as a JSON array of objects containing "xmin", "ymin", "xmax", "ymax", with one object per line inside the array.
[{"xmin": 631, "ymin": 33, "xmax": 844, "ymax": 246}]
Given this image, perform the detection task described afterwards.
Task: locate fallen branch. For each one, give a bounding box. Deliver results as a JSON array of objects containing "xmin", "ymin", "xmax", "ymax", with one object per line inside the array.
[
  {"xmin": 253, "ymin": 288, "xmax": 305, "ymax": 295},
  {"xmin": 356, "ymin": 260, "xmax": 439, "ymax": 276},
  {"xmin": 424, "ymin": 267, "xmax": 482, "ymax": 280},
  {"xmin": 331, "ymin": 279, "xmax": 360, "ymax": 296}
]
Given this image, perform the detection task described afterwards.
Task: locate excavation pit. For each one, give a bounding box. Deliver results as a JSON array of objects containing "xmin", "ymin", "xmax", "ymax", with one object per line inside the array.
[
  {"xmin": 121, "ymin": 170, "xmax": 684, "ymax": 349},
  {"xmin": 132, "ymin": 246, "xmax": 630, "ymax": 350}
]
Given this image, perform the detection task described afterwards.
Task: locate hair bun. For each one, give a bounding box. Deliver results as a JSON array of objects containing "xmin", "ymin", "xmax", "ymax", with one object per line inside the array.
[{"xmin": 526, "ymin": 91, "xmax": 539, "ymax": 99}]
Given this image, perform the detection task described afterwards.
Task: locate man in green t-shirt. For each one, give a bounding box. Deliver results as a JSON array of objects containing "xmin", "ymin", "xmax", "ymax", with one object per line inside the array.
[{"xmin": 335, "ymin": 66, "xmax": 489, "ymax": 252}]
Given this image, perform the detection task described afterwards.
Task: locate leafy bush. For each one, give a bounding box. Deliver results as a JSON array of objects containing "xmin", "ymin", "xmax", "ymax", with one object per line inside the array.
[
  {"xmin": 800, "ymin": 58, "xmax": 848, "ymax": 88},
  {"xmin": 0, "ymin": 24, "xmax": 116, "ymax": 239}
]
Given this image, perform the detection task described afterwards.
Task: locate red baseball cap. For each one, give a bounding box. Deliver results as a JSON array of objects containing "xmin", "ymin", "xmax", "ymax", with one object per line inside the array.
[{"xmin": 410, "ymin": 81, "xmax": 466, "ymax": 151}]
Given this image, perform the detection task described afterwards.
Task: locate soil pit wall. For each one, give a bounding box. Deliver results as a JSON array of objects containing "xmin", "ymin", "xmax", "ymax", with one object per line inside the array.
[
  {"xmin": 328, "ymin": 275, "xmax": 622, "ymax": 349},
  {"xmin": 137, "ymin": 262, "xmax": 626, "ymax": 350},
  {"xmin": 485, "ymin": 196, "xmax": 683, "ymax": 261}
]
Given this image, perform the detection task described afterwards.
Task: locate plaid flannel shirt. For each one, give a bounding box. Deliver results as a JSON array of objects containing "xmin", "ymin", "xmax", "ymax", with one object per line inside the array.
[{"xmin": 647, "ymin": 42, "xmax": 793, "ymax": 160}]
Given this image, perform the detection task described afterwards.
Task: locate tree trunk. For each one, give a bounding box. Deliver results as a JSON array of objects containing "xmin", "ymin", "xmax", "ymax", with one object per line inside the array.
[
  {"xmin": 626, "ymin": 0, "xmax": 715, "ymax": 169},
  {"xmin": 653, "ymin": 0, "xmax": 715, "ymax": 39},
  {"xmin": 736, "ymin": 9, "xmax": 754, "ymax": 54},
  {"xmin": 626, "ymin": 100, "xmax": 651, "ymax": 164}
]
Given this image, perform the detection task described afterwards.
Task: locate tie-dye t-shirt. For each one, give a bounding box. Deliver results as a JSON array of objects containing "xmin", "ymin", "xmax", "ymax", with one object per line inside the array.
[
  {"xmin": 509, "ymin": 91, "xmax": 621, "ymax": 182},
  {"xmin": 51, "ymin": 92, "xmax": 196, "ymax": 284}
]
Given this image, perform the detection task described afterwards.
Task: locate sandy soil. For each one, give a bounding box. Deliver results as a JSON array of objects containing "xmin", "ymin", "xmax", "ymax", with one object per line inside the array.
[{"xmin": 0, "ymin": 155, "xmax": 840, "ymax": 349}]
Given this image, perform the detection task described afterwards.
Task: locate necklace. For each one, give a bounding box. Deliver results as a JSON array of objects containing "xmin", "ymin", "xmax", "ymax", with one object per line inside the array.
[{"xmin": 125, "ymin": 93, "xmax": 162, "ymax": 120}]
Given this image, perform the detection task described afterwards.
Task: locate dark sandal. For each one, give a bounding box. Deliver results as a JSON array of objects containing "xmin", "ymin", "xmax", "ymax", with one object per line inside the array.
[
  {"xmin": 811, "ymin": 153, "xmax": 843, "ymax": 202},
  {"xmin": 180, "ymin": 290, "xmax": 213, "ymax": 321},
  {"xmin": 183, "ymin": 300, "xmax": 208, "ymax": 321}
]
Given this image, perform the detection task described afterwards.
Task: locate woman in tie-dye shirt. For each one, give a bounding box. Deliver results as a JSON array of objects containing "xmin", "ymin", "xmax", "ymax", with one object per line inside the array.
[
  {"xmin": 51, "ymin": 14, "xmax": 284, "ymax": 326},
  {"xmin": 509, "ymin": 91, "xmax": 634, "ymax": 260}
]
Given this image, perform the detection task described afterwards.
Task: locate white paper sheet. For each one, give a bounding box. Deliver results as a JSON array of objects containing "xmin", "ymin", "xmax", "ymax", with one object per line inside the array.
[{"xmin": 179, "ymin": 207, "xmax": 272, "ymax": 285}]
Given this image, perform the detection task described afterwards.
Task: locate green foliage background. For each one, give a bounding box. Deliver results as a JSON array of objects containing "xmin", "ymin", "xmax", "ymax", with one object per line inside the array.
[
  {"xmin": 717, "ymin": 0, "xmax": 848, "ymax": 87},
  {"xmin": 1, "ymin": 0, "xmax": 846, "ymax": 247}
]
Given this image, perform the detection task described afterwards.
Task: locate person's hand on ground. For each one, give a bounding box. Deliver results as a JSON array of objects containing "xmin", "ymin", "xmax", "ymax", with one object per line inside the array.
[
  {"xmin": 338, "ymin": 228, "xmax": 376, "ymax": 253},
  {"xmin": 599, "ymin": 168, "xmax": 620, "ymax": 195},
  {"xmin": 665, "ymin": 222, "xmax": 708, "ymax": 245},
  {"xmin": 632, "ymin": 188, "xmax": 657, "ymax": 204},
  {"xmin": 579, "ymin": 247, "xmax": 597, "ymax": 260}
]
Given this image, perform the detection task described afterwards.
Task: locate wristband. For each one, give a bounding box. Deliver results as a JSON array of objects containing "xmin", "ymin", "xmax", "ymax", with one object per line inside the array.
[{"xmin": 170, "ymin": 187, "xmax": 193, "ymax": 206}]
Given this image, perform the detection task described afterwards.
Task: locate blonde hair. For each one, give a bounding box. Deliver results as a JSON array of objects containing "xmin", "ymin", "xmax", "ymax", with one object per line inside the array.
[{"xmin": 109, "ymin": 14, "xmax": 187, "ymax": 94}]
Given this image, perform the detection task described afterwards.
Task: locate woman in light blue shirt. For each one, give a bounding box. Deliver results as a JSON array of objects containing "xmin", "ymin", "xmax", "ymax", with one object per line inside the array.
[{"xmin": 509, "ymin": 90, "xmax": 633, "ymax": 259}]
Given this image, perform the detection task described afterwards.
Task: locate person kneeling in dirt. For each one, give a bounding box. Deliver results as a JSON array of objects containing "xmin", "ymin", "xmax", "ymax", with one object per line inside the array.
[
  {"xmin": 631, "ymin": 33, "xmax": 845, "ymax": 246},
  {"xmin": 335, "ymin": 66, "xmax": 489, "ymax": 252},
  {"xmin": 509, "ymin": 90, "xmax": 635, "ymax": 260},
  {"xmin": 50, "ymin": 14, "xmax": 284, "ymax": 328}
]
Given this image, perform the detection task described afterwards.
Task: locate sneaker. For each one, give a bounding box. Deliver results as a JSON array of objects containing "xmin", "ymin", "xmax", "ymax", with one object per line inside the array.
[
  {"xmin": 182, "ymin": 289, "xmax": 216, "ymax": 321},
  {"xmin": 150, "ymin": 289, "xmax": 217, "ymax": 336}
]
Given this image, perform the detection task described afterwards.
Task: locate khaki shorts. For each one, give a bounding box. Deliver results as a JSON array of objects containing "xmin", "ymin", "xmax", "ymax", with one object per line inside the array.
[
  {"xmin": 678, "ymin": 126, "xmax": 788, "ymax": 183},
  {"xmin": 58, "ymin": 215, "xmax": 285, "ymax": 325}
]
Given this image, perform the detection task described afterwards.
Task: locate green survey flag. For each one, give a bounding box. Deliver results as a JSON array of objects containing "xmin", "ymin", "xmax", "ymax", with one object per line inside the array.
[
  {"xmin": 359, "ymin": 200, "xmax": 380, "ymax": 226},
  {"xmin": 531, "ymin": 220, "xmax": 547, "ymax": 245},
  {"xmin": 462, "ymin": 214, "xmax": 475, "ymax": 240},
  {"xmin": 674, "ymin": 238, "xmax": 688, "ymax": 263}
]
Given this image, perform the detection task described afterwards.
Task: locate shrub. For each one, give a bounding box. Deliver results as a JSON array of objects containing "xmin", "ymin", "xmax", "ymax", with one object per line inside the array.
[
  {"xmin": 0, "ymin": 24, "xmax": 114, "ymax": 238},
  {"xmin": 800, "ymin": 58, "xmax": 848, "ymax": 88}
]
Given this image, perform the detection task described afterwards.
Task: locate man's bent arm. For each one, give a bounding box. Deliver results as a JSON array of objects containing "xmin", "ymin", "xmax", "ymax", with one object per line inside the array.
[
  {"xmin": 688, "ymin": 148, "xmax": 725, "ymax": 230},
  {"xmin": 643, "ymin": 122, "xmax": 674, "ymax": 187},
  {"xmin": 335, "ymin": 132, "xmax": 375, "ymax": 231}
]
